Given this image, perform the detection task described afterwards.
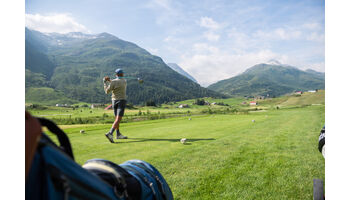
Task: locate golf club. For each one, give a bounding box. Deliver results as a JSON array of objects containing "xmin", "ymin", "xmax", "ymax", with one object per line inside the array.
[{"xmin": 105, "ymin": 76, "xmax": 144, "ymax": 84}]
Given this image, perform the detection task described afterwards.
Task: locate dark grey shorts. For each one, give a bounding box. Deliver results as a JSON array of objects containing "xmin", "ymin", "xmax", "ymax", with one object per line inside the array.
[{"xmin": 112, "ymin": 100, "xmax": 126, "ymax": 117}]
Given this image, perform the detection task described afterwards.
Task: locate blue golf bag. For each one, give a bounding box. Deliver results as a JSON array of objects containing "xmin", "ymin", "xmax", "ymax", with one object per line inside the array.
[{"xmin": 26, "ymin": 117, "xmax": 173, "ymax": 200}]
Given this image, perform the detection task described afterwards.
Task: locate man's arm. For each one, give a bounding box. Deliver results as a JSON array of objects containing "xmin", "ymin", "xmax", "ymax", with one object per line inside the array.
[{"xmin": 103, "ymin": 77, "xmax": 114, "ymax": 94}]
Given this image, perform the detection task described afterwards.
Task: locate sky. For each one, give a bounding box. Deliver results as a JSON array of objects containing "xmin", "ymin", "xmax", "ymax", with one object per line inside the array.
[
  {"xmin": 25, "ymin": 0, "xmax": 325, "ymax": 86},
  {"xmin": 2, "ymin": 2, "xmax": 350, "ymax": 198}
]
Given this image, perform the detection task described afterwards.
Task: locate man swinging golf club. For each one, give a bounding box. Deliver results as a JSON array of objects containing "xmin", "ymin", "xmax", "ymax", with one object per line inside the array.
[{"xmin": 103, "ymin": 68, "xmax": 128, "ymax": 143}]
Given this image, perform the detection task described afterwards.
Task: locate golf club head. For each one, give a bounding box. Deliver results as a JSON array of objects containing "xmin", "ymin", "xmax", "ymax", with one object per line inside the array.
[{"xmin": 137, "ymin": 78, "xmax": 144, "ymax": 84}]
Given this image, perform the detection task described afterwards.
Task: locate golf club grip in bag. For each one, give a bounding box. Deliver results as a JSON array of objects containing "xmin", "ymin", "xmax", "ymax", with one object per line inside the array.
[{"xmin": 318, "ymin": 126, "xmax": 325, "ymax": 157}]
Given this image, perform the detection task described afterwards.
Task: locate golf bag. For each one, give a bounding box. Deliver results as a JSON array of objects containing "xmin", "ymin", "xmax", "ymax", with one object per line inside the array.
[{"xmin": 26, "ymin": 117, "xmax": 173, "ymax": 200}]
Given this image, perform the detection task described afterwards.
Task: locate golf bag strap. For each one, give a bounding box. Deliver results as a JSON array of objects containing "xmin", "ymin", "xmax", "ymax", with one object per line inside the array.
[{"xmin": 37, "ymin": 117, "xmax": 74, "ymax": 160}]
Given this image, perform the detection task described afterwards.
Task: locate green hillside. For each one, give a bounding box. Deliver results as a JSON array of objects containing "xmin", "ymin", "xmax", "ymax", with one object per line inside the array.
[
  {"xmin": 258, "ymin": 90, "xmax": 325, "ymax": 108},
  {"xmin": 208, "ymin": 64, "xmax": 325, "ymax": 97},
  {"xmin": 25, "ymin": 41, "xmax": 55, "ymax": 78},
  {"xmin": 25, "ymin": 28, "xmax": 224, "ymax": 105},
  {"xmin": 25, "ymin": 87, "xmax": 79, "ymax": 105}
]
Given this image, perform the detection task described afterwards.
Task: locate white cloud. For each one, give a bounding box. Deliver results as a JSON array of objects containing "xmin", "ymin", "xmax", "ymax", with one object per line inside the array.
[
  {"xmin": 148, "ymin": 0, "xmax": 171, "ymax": 10},
  {"xmin": 306, "ymin": 32, "xmax": 325, "ymax": 42},
  {"xmin": 226, "ymin": 28, "xmax": 262, "ymax": 51},
  {"xmin": 192, "ymin": 43, "xmax": 219, "ymax": 54},
  {"xmin": 199, "ymin": 17, "xmax": 221, "ymax": 30},
  {"xmin": 301, "ymin": 22, "xmax": 324, "ymax": 42},
  {"xmin": 203, "ymin": 31, "xmax": 220, "ymax": 41},
  {"xmin": 254, "ymin": 28, "xmax": 301, "ymax": 40},
  {"xmin": 145, "ymin": 0, "xmax": 181, "ymax": 25},
  {"xmin": 163, "ymin": 35, "xmax": 183, "ymax": 43},
  {"xmin": 304, "ymin": 62, "xmax": 325, "ymax": 72},
  {"xmin": 198, "ymin": 17, "xmax": 223, "ymax": 41},
  {"xmin": 179, "ymin": 48, "xmax": 284, "ymax": 86},
  {"xmin": 254, "ymin": 25, "xmax": 325, "ymax": 43},
  {"xmin": 275, "ymin": 28, "xmax": 301, "ymax": 40},
  {"xmin": 302, "ymin": 22, "xmax": 322, "ymax": 30},
  {"xmin": 25, "ymin": 13, "xmax": 90, "ymax": 34}
]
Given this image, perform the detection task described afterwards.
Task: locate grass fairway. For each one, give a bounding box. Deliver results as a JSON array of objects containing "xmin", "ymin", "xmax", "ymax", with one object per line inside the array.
[{"xmin": 47, "ymin": 105, "xmax": 324, "ymax": 199}]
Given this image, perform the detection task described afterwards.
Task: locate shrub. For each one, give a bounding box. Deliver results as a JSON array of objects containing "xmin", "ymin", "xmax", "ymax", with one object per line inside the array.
[
  {"xmin": 146, "ymin": 101, "xmax": 156, "ymax": 106},
  {"xmin": 126, "ymin": 103, "xmax": 136, "ymax": 109},
  {"xmin": 194, "ymin": 99, "xmax": 205, "ymax": 105},
  {"xmin": 27, "ymin": 104, "xmax": 48, "ymax": 110}
]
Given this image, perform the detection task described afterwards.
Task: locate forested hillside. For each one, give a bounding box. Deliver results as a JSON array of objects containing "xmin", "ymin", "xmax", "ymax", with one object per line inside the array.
[{"xmin": 25, "ymin": 28, "xmax": 225, "ymax": 105}]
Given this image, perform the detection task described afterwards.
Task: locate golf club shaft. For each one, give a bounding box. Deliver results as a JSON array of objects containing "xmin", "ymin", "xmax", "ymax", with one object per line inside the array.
[
  {"xmin": 122, "ymin": 76, "xmax": 139, "ymax": 80},
  {"xmin": 108, "ymin": 76, "xmax": 139, "ymax": 80}
]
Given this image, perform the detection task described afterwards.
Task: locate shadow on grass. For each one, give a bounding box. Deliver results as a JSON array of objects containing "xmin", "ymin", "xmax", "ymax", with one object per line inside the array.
[{"xmin": 114, "ymin": 138, "xmax": 215, "ymax": 144}]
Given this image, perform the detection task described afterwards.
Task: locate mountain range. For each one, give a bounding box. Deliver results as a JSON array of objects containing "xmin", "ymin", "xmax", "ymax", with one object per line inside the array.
[
  {"xmin": 208, "ymin": 63, "xmax": 325, "ymax": 97},
  {"xmin": 25, "ymin": 28, "xmax": 325, "ymax": 104},
  {"xmin": 25, "ymin": 28, "xmax": 225, "ymax": 105}
]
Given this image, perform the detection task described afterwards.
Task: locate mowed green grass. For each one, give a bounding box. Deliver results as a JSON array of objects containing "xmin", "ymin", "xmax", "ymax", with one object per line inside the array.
[{"xmin": 47, "ymin": 105, "xmax": 324, "ymax": 199}]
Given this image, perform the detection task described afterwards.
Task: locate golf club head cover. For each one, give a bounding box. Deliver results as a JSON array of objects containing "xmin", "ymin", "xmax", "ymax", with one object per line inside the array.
[{"xmin": 318, "ymin": 126, "xmax": 325, "ymax": 153}]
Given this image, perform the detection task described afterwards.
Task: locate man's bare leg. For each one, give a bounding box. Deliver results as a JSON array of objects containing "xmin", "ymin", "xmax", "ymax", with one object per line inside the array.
[
  {"xmin": 112, "ymin": 115, "xmax": 127, "ymax": 139},
  {"xmin": 112, "ymin": 115, "xmax": 122, "ymax": 130}
]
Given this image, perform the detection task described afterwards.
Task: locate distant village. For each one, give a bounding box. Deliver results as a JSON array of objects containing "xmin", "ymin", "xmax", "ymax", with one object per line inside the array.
[
  {"xmin": 55, "ymin": 89, "xmax": 320, "ymax": 109},
  {"xmin": 55, "ymin": 103, "xmax": 106, "ymax": 109},
  {"xmin": 242, "ymin": 89, "xmax": 320, "ymax": 106}
]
